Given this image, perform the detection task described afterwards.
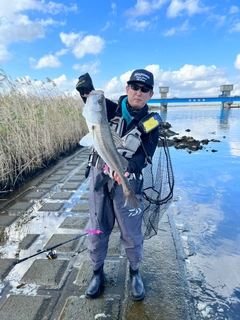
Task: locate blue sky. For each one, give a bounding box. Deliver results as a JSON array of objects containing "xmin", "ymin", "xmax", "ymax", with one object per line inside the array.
[{"xmin": 1, "ymin": 0, "xmax": 240, "ymax": 99}]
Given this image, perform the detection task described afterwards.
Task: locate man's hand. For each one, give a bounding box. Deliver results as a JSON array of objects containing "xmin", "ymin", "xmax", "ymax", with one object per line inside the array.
[
  {"xmin": 76, "ymin": 73, "xmax": 94, "ymax": 103},
  {"xmin": 113, "ymin": 171, "xmax": 130, "ymax": 185}
]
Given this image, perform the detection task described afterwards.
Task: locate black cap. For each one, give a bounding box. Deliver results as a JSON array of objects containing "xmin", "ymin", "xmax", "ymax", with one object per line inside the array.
[{"xmin": 127, "ymin": 69, "xmax": 154, "ymax": 89}]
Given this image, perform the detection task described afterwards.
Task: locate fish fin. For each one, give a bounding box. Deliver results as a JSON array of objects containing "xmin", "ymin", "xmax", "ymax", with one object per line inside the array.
[
  {"xmin": 79, "ymin": 132, "xmax": 94, "ymax": 147},
  {"xmin": 123, "ymin": 191, "xmax": 141, "ymax": 209}
]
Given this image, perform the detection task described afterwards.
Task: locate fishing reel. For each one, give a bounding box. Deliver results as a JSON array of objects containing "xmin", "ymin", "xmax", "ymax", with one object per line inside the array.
[{"xmin": 46, "ymin": 250, "xmax": 57, "ymax": 260}]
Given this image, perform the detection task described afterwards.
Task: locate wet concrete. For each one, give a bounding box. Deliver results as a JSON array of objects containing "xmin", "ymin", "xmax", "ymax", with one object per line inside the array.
[{"xmin": 0, "ymin": 147, "xmax": 196, "ymax": 320}]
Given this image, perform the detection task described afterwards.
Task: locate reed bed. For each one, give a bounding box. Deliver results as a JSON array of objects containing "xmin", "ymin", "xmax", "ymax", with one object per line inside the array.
[{"xmin": 0, "ymin": 68, "xmax": 88, "ymax": 192}]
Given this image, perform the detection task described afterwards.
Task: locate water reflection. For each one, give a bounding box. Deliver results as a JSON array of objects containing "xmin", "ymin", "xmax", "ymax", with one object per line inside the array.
[
  {"xmin": 219, "ymin": 107, "xmax": 231, "ymax": 130},
  {"xmin": 160, "ymin": 107, "xmax": 168, "ymax": 122},
  {"xmin": 167, "ymin": 105, "xmax": 240, "ymax": 319},
  {"xmin": 230, "ymin": 142, "xmax": 240, "ymax": 157}
]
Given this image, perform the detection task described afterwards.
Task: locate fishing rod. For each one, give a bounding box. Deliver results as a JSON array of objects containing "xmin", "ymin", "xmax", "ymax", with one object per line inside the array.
[{"xmin": 15, "ymin": 229, "xmax": 103, "ymax": 265}]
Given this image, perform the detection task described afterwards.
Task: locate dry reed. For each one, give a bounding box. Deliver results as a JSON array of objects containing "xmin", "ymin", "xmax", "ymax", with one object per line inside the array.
[{"xmin": 0, "ymin": 68, "xmax": 88, "ymax": 192}]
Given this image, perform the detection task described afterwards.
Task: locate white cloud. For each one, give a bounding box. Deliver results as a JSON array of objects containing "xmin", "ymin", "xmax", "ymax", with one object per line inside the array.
[
  {"xmin": 163, "ymin": 19, "xmax": 190, "ymax": 36},
  {"xmin": 1, "ymin": 0, "xmax": 77, "ymax": 19},
  {"xmin": 167, "ymin": 0, "xmax": 208, "ymax": 18},
  {"xmin": 73, "ymin": 61, "xmax": 100, "ymax": 74},
  {"xmin": 73, "ymin": 36, "xmax": 105, "ymax": 58},
  {"xmin": 0, "ymin": 19, "xmax": 45, "ymax": 45},
  {"xmin": 125, "ymin": 0, "xmax": 168, "ymax": 17},
  {"xmin": 99, "ymin": 63, "xmax": 231, "ymax": 99},
  {"xmin": 56, "ymin": 49, "xmax": 68, "ymax": 57},
  {"xmin": 102, "ymin": 22, "xmax": 110, "ymax": 31},
  {"xmin": 60, "ymin": 32, "xmax": 105, "ymax": 59},
  {"xmin": 60, "ymin": 32, "xmax": 81, "ymax": 47},
  {"xmin": 52, "ymin": 74, "xmax": 67, "ymax": 87},
  {"xmin": 111, "ymin": 3, "xmax": 117, "ymax": 15},
  {"xmin": 229, "ymin": 6, "xmax": 239, "ymax": 15},
  {"xmin": 234, "ymin": 54, "xmax": 240, "ymax": 70},
  {"xmin": 0, "ymin": 44, "xmax": 12, "ymax": 62},
  {"xmin": 30, "ymin": 54, "xmax": 62, "ymax": 69},
  {"xmin": 0, "ymin": 1, "xmax": 77, "ymax": 59},
  {"xmin": 126, "ymin": 19, "xmax": 150, "ymax": 31},
  {"xmin": 229, "ymin": 22, "xmax": 240, "ymax": 33}
]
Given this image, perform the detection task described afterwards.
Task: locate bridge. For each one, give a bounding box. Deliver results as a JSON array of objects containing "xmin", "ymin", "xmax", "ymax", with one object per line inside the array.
[
  {"xmin": 149, "ymin": 96, "xmax": 240, "ymax": 106},
  {"xmin": 148, "ymin": 84, "xmax": 240, "ymax": 108}
]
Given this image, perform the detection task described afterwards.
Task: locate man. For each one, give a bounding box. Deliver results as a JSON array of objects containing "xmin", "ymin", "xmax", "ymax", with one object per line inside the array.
[{"xmin": 76, "ymin": 69, "xmax": 160, "ymax": 300}]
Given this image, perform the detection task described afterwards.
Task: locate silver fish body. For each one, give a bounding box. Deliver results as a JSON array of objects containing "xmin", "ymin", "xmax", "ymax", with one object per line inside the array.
[{"xmin": 80, "ymin": 90, "xmax": 141, "ymax": 209}]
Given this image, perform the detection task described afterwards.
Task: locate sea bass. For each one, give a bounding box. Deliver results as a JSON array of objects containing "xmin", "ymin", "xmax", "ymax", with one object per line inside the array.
[{"xmin": 80, "ymin": 90, "xmax": 141, "ymax": 209}]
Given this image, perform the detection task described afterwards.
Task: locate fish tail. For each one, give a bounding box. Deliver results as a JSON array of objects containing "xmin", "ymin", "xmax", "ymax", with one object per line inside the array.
[{"xmin": 123, "ymin": 191, "xmax": 141, "ymax": 209}]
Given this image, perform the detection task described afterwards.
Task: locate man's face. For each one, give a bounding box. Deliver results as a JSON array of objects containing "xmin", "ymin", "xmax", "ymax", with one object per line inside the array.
[{"xmin": 126, "ymin": 82, "xmax": 154, "ymax": 109}]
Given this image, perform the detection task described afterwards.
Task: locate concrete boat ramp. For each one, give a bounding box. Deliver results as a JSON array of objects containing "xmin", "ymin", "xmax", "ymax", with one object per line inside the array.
[{"xmin": 0, "ymin": 148, "xmax": 195, "ymax": 320}]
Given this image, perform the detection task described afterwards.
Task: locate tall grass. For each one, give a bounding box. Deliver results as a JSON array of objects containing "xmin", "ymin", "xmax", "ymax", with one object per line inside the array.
[{"xmin": 0, "ymin": 68, "xmax": 88, "ymax": 192}]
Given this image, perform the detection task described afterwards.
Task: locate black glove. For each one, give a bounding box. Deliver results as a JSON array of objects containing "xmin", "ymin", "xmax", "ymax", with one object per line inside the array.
[{"xmin": 76, "ymin": 73, "xmax": 95, "ymax": 103}]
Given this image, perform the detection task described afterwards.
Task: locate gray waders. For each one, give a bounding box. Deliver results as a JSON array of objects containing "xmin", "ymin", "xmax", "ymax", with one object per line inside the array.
[{"xmin": 88, "ymin": 167, "xmax": 144, "ymax": 271}]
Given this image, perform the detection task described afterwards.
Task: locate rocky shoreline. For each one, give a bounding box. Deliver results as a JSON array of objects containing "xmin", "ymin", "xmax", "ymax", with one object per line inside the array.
[{"xmin": 159, "ymin": 121, "xmax": 222, "ymax": 153}]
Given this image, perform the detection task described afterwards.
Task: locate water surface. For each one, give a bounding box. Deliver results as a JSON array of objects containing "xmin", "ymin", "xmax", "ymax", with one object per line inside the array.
[{"xmin": 159, "ymin": 105, "xmax": 240, "ymax": 319}]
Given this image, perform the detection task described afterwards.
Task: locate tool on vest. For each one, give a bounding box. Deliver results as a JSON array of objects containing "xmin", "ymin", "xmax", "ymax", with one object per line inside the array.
[{"xmin": 137, "ymin": 112, "xmax": 162, "ymax": 134}]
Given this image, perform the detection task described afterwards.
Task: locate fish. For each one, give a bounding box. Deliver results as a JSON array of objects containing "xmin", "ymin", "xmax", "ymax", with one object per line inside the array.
[{"xmin": 80, "ymin": 90, "xmax": 141, "ymax": 209}]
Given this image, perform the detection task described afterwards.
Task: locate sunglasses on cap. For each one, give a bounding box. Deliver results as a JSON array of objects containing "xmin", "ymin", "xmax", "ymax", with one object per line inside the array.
[{"xmin": 129, "ymin": 83, "xmax": 152, "ymax": 93}]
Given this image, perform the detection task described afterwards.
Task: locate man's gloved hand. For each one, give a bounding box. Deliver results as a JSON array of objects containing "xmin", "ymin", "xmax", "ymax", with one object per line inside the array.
[{"xmin": 76, "ymin": 73, "xmax": 95, "ymax": 103}]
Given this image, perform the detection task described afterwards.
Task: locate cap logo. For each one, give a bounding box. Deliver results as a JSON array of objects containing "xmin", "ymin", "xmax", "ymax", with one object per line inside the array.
[{"xmin": 133, "ymin": 72, "xmax": 150, "ymax": 83}]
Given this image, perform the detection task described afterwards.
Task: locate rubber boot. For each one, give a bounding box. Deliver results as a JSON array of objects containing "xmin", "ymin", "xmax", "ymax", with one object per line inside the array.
[
  {"xmin": 85, "ymin": 265, "xmax": 104, "ymax": 299},
  {"xmin": 129, "ymin": 266, "xmax": 145, "ymax": 301}
]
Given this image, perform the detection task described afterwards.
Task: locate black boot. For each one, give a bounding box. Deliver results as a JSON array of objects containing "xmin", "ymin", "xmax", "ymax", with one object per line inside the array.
[
  {"xmin": 129, "ymin": 266, "xmax": 145, "ymax": 301},
  {"xmin": 85, "ymin": 265, "xmax": 104, "ymax": 299}
]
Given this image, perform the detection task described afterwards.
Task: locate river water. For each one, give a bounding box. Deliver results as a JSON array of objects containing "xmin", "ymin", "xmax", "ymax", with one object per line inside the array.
[{"xmin": 158, "ymin": 105, "xmax": 240, "ymax": 319}]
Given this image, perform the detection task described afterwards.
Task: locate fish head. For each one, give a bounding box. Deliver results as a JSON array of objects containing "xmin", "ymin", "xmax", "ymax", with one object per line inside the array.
[{"xmin": 82, "ymin": 90, "xmax": 105, "ymax": 125}]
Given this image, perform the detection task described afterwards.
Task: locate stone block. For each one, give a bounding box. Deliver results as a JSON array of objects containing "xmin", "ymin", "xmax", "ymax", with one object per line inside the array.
[{"xmin": 21, "ymin": 259, "xmax": 69, "ymax": 288}]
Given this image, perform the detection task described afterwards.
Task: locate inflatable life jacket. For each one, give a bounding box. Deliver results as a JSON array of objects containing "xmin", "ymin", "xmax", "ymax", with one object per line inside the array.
[
  {"xmin": 109, "ymin": 112, "xmax": 162, "ymax": 159},
  {"xmin": 85, "ymin": 112, "xmax": 162, "ymax": 179}
]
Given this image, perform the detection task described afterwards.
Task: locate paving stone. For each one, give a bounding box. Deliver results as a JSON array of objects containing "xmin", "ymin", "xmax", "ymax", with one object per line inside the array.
[
  {"xmin": 59, "ymin": 217, "xmax": 89, "ymax": 229},
  {"xmin": 61, "ymin": 182, "xmax": 82, "ymax": 190},
  {"xmin": 79, "ymin": 192, "xmax": 89, "ymax": 200},
  {"xmin": 76, "ymin": 156, "xmax": 88, "ymax": 160},
  {"xmin": 55, "ymin": 169, "xmax": 71, "ymax": 175},
  {"xmin": 67, "ymin": 160, "xmax": 82, "ymax": 165},
  {"xmin": 37, "ymin": 183, "xmax": 56, "ymax": 190},
  {"xmin": 38, "ymin": 202, "xmax": 64, "ymax": 212},
  {"xmin": 50, "ymin": 192, "xmax": 73, "ymax": 200},
  {"xmin": 74, "ymin": 260, "xmax": 120, "ymax": 287},
  {"xmin": 0, "ymin": 215, "xmax": 19, "ymax": 227},
  {"xmin": 67, "ymin": 175, "xmax": 85, "ymax": 182},
  {"xmin": 71, "ymin": 202, "xmax": 89, "ymax": 213},
  {"xmin": 43, "ymin": 234, "xmax": 81, "ymax": 253},
  {"xmin": 19, "ymin": 234, "xmax": 40, "ymax": 250},
  {"xmin": 64, "ymin": 165, "xmax": 76, "ymax": 170},
  {"xmin": 76, "ymin": 168, "xmax": 86, "ymax": 174},
  {"xmin": 23, "ymin": 191, "xmax": 48, "ymax": 200},
  {"xmin": 0, "ymin": 259, "xmax": 17, "ymax": 280},
  {"xmin": 0, "ymin": 295, "xmax": 51, "ymax": 320},
  {"xmin": 7, "ymin": 202, "xmax": 34, "ymax": 213},
  {"xmin": 21, "ymin": 259, "xmax": 69, "ymax": 287},
  {"xmin": 59, "ymin": 294, "xmax": 121, "ymax": 320},
  {"xmin": 47, "ymin": 174, "xmax": 65, "ymax": 182}
]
